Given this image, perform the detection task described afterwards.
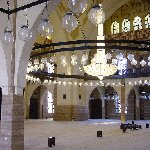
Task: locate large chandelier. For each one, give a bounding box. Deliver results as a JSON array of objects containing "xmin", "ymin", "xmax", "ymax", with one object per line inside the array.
[
  {"xmin": 83, "ymin": 6, "xmax": 118, "ymax": 80},
  {"xmin": 83, "ymin": 50, "xmax": 118, "ymax": 80}
]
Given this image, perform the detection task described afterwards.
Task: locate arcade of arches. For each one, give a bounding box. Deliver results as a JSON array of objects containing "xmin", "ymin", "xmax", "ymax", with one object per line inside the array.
[{"xmin": 0, "ymin": 0, "xmax": 150, "ymax": 150}]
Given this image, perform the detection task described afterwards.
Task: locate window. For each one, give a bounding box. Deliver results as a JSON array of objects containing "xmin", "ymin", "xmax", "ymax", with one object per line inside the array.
[
  {"xmin": 122, "ymin": 19, "xmax": 130, "ymax": 32},
  {"xmin": 115, "ymin": 95, "xmax": 121, "ymax": 113},
  {"xmin": 47, "ymin": 91, "xmax": 54, "ymax": 113},
  {"xmin": 145, "ymin": 14, "xmax": 150, "ymax": 28},
  {"xmin": 111, "ymin": 21, "xmax": 119, "ymax": 34},
  {"xmin": 47, "ymin": 63, "xmax": 55, "ymax": 73},
  {"xmin": 133, "ymin": 16, "xmax": 142, "ymax": 30}
]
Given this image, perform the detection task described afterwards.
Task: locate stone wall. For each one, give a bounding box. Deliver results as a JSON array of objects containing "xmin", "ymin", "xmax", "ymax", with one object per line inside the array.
[{"xmin": 53, "ymin": 105, "xmax": 88, "ymax": 121}]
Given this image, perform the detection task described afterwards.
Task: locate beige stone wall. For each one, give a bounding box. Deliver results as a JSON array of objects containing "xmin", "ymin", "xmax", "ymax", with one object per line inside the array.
[{"xmin": 104, "ymin": 0, "xmax": 150, "ymax": 35}]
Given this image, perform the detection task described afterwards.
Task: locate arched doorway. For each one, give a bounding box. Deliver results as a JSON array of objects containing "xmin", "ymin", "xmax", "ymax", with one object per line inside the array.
[
  {"xmin": 139, "ymin": 85, "xmax": 150, "ymax": 120},
  {"xmin": 89, "ymin": 88, "xmax": 102, "ymax": 119},
  {"xmin": 104, "ymin": 86, "xmax": 120, "ymax": 119},
  {"xmin": 28, "ymin": 85, "xmax": 54, "ymax": 119},
  {"xmin": 127, "ymin": 89, "xmax": 136, "ymax": 120},
  {"xmin": 0, "ymin": 87, "xmax": 2, "ymax": 120},
  {"xmin": 29, "ymin": 87, "xmax": 40, "ymax": 119}
]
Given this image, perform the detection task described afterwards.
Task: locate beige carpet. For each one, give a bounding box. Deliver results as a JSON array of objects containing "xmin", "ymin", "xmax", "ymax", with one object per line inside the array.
[{"xmin": 24, "ymin": 119, "xmax": 150, "ymax": 150}]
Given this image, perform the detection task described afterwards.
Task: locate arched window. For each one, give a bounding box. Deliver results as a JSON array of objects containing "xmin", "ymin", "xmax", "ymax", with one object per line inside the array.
[
  {"xmin": 47, "ymin": 91, "xmax": 54, "ymax": 113},
  {"xmin": 122, "ymin": 18, "xmax": 130, "ymax": 32},
  {"xmin": 145, "ymin": 14, "xmax": 150, "ymax": 28},
  {"xmin": 111, "ymin": 21, "xmax": 119, "ymax": 34},
  {"xmin": 115, "ymin": 95, "xmax": 121, "ymax": 113},
  {"xmin": 133, "ymin": 16, "xmax": 142, "ymax": 30}
]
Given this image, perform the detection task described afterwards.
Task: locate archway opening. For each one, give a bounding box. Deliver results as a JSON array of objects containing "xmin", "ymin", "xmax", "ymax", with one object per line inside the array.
[
  {"xmin": 28, "ymin": 85, "xmax": 55, "ymax": 119},
  {"xmin": 139, "ymin": 85, "xmax": 150, "ymax": 120},
  {"xmin": 29, "ymin": 87, "xmax": 40, "ymax": 119},
  {"xmin": 43, "ymin": 90, "xmax": 54, "ymax": 119},
  {"xmin": 89, "ymin": 88, "xmax": 102, "ymax": 119},
  {"xmin": 127, "ymin": 89, "xmax": 136, "ymax": 120},
  {"xmin": 104, "ymin": 86, "xmax": 120, "ymax": 119}
]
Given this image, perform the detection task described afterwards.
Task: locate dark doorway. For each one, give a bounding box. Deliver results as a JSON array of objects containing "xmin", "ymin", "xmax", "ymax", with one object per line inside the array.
[
  {"xmin": 0, "ymin": 87, "xmax": 2, "ymax": 120},
  {"xmin": 89, "ymin": 88, "xmax": 102, "ymax": 119},
  {"xmin": 29, "ymin": 98, "xmax": 38, "ymax": 119},
  {"xmin": 89, "ymin": 98, "xmax": 102, "ymax": 119}
]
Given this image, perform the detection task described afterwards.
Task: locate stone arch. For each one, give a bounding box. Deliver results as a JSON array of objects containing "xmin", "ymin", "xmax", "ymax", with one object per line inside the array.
[
  {"xmin": 15, "ymin": 0, "xmax": 62, "ymax": 94},
  {"xmin": 15, "ymin": 0, "xmax": 99, "ymax": 94},
  {"xmin": 86, "ymin": 86, "xmax": 103, "ymax": 103},
  {"xmin": 139, "ymin": 84, "xmax": 150, "ymax": 120},
  {"xmin": 24, "ymin": 83, "xmax": 55, "ymax": 119},
  {"xmin": 0, "ymin": 1, "xmax": 9, "ymax": 95},
  {"xmin": 104, "ymin": 86, "xmax": 121, "ymax": 119},
  {"xmin": 125, "ymin": 84, "xmax": 134, "ymax": 106},
  {"xmin": 89, "ymin": 87, "xmax": 102, "ymax": 119},
  {"xmin": 126, "ymin": 88, "xmax": 136, "ymax": 120},
  {"xmin": 0, "ymin": 42, "xmax": 9, "ymax": 95},
  {"xmin": 28, "ymin": 85, "xmax": 47, "ymax": 119}
]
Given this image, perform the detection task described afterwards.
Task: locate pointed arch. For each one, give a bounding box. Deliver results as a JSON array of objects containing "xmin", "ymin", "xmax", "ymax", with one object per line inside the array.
[
  {"xmin": 14, "ymin": 0, "xmax": 62, "ymax": 95},
  {"xmin": 89, "ymin": 87, "xmax": 102, "ymax": 119}
]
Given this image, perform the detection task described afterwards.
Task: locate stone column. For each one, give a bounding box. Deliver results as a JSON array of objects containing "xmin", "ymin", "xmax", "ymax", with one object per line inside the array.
[
  {"xmin": 0, "ymin": 87, "xmax": 24, "ymax": 150},
  {"xmin": 136, "ymin": 107, "xmax": 140, "ymax": 120},
  {"xmin": 134, "ymin": 86, "xmax": 140, "ymax": 120},
  {"xmin": 121, "ymin": 79, "xmax": 126, "ymax": 122},
  {"xmin": 102, "ymin": 98, "xmax": 105, "ymax": 119}
]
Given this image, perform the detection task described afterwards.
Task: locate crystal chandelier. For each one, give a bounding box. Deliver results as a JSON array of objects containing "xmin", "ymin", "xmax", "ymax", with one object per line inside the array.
[
  {"xmin": 83, "ymin": 23, "xmax": 118, "ymax": 80},
  {"xmin": 83, "ymin": 50, "xmax": 118, "ymax": 80}
]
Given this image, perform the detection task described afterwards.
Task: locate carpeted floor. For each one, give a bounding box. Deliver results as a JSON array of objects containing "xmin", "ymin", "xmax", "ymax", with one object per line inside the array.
[{"xmin": 24, "ymin": 119, "xmax": 150, "ymax": 150}]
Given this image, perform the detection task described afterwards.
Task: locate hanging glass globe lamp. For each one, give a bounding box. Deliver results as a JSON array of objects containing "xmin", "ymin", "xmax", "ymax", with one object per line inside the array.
[
  {"xmin": 38, "ymin": 19, "xmax": 54, "ymax": 37},
  {"xmin": 2, "ymin": 30, "xmax": 14, "ymax": 45},
  {"xmin": 2, "ymin": 18, "xmax": 14, "ymax": 45},
  {"xmin": 62, "ymin": 12, "xmax": 78, "ymax": 32},
  {"xmin": 68, "ymin": 0, "xmax": 88, "ymax": 14},
  {"xmin": 88, "ymin": 4, "xmax": 105, "ymax": 26},
  {"xmin": 18, "ymin": 25, "xmax": 32, "ymax": 41}
]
